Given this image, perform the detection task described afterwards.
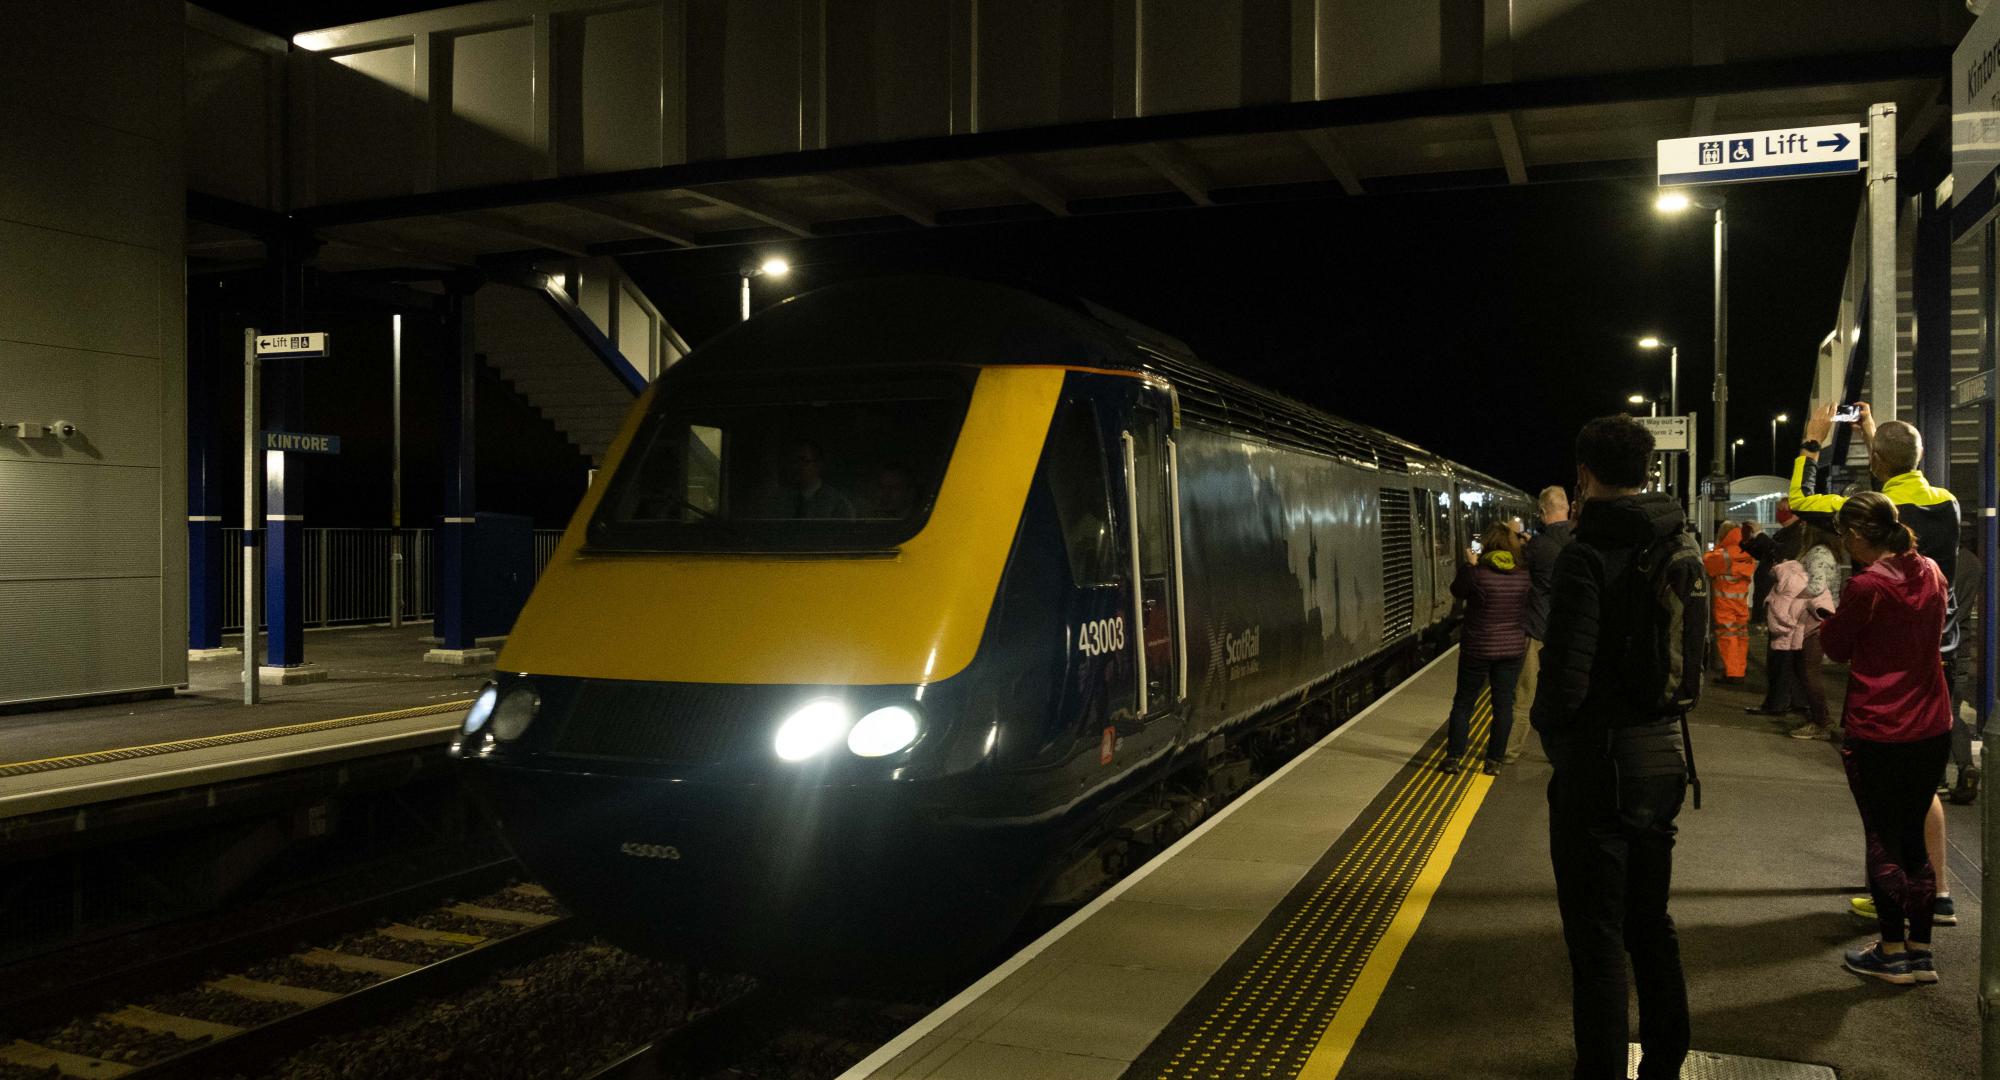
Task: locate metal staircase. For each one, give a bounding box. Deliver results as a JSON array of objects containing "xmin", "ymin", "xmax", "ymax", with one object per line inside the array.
[{"xmin": 475, "ymin": 259, "xmax": 688, "ymax": 466}]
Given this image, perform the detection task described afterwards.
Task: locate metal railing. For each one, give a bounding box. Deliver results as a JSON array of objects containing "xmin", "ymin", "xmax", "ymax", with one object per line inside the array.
[{"xmin": 221, "ymin": 527, "xmax": 564, "ymax": 632}]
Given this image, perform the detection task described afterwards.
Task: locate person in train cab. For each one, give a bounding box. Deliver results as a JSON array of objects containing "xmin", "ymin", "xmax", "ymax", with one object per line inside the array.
[
  {"xmin": 1440, "ymin": 520, "xmax": 1533, "ymax": 776},
  {"xmin": 1508, "ymin": 486, "xmax": 1573, "ymax": 763},
  {"xmin": 1703, "ymin": 523, "xmax": 1754, "ymax": 685},
  {"xmin": 1809, "ymin": 493, "xmax": 1953, "ymax": 985},
  {"xmin": 865, "ymin": 463, "xmax": 917, "ymax": 519},
  {"xmin": 1789, "ymin": 403, "xmax": 1964, "ymax": 915},
  {"xmin": 1532, "ymin": 414, "xmax": 1706, "ymax": 1080},
  {"xmin": 751, "ymin": 439, "xmax": 855, "ymax": 519}
]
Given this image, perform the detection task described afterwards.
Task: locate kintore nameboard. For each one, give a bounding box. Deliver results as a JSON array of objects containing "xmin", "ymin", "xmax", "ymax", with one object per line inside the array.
[{"xmin": 262, "ymin": 431, "xmax": 341, "ymax": 454}]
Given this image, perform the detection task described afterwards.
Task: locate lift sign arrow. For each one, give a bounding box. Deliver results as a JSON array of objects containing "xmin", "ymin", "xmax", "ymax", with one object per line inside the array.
[{"xmin": 1818, "ymin": 131, "xmax": 1852, "ymax": 153}]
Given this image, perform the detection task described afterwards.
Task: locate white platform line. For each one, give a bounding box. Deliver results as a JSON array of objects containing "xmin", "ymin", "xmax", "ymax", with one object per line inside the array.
[{"xmin": 834, "ymin": 645, "xmax": 1461, "ymax": 1080}]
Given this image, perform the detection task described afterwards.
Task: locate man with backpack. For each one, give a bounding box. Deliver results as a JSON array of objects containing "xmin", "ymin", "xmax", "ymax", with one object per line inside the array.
[{"xmin": 1533, "ymin": 415, "xmax": 1709, "ymax": 1080}]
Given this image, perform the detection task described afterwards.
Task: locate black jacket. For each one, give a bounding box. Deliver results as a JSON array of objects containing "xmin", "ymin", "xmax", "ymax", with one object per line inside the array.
[
  {"xmin": 1742, "ymin": 531, "xmax": 1776, "ymax": 618},
  {"xmin": 1531, "ymin": 493, "xmax": 1690, "ymax": 775},
  {"xmin": 1789, "ymin": 456, "xmax": 1961, "ymax": 653},
  {"xmin": 1521, "ymin": 520, "xmax": 1571, "ymax": 641}
]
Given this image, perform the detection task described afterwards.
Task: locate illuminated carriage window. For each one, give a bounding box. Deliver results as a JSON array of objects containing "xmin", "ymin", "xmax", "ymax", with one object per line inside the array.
[{"xmin": 588, "ymin": 369, "xmax": 974, "ymax": 553}]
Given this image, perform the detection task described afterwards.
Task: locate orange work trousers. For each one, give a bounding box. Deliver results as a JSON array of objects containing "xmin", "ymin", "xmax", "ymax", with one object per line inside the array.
[{"xmin": 1714, "ymin": 621, "xmax": 1749, "ymax": 678}]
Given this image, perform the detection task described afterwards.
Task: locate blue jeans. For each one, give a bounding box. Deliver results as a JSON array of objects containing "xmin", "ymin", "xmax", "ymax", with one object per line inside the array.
[{"xmin": 1446, "ymin": 653, "xmax": 1524, "ymax": 762}]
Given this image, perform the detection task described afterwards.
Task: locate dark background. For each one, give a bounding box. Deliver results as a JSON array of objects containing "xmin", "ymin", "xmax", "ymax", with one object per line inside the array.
[
  {"xmin": 623, "ymin": 174, "xmax": 1862, "ymax": 495},
  {"xmin": 195, "ymin": 0, "xmax": 1869, "ymax": 526}
]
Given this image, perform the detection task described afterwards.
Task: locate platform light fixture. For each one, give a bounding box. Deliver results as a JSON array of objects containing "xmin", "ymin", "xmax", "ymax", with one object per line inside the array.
[
  {"xmin": 1731, "ymin": 437, "xmax": 1746, "ymax": 478},
  {"xmin": 1654, "ymin": 189, "xmax": 1729, "ymax": 544},
  {"xmin": 1770, "ymin": 412, "xmax": 1790, "ymax": 475},
  {"xmin": 740, "ymin": 256, "xmax": 793, "ymax": 322}
]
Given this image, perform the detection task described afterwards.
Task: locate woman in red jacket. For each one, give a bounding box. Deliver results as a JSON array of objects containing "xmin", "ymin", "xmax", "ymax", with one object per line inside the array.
[
  {"xmin": 1814, "ymin": 492, "xmax": 1952, "ymax": 985},
  {"xmin": 1442, "ymin": 521, "xmax": 1532, "ymax": 776}
]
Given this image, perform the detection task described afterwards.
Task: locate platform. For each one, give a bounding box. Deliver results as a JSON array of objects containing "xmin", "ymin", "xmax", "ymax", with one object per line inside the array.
[
  {"xmin": 842, "ymin": 648, "xmax": 1982, "ymax": 1080},
  {"xmin": 0, "ymin": 625, "xmax": 488, "ymax": 820}
]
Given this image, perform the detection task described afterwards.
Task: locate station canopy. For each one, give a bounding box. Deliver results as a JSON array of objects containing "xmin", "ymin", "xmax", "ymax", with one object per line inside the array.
[{"xmin": 180, "ymin": 1, "xmax": 1967, "ymax": 271}]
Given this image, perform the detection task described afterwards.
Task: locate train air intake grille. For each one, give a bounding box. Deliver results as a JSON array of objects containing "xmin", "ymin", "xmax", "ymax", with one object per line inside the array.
[
  {"xmin": 1379, "ymin": 488, "xmax": 1415, "ymax": 640},
  {"xmin": 546, "ymin": 681, "xmax": 770, "ymax": 765}
]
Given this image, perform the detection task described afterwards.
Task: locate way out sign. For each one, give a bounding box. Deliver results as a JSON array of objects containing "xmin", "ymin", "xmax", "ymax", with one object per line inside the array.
[
  {"xmin": 1658, "ymin": 123, "xmax": 1862, "ymax": 186},
  {"xmin": 255, "ymin": 332, "xmax": 330, "ymax": 358},
  {"xmin": 1638, "ymin": 415, "xmax": 1691, "ymax": 452}
]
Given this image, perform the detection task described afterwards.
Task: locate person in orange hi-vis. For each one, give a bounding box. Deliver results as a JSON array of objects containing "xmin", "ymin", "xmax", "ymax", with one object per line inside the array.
[{"xmin": 1704, "ymin": 523, "xmax": 1755, "ymax": 683}]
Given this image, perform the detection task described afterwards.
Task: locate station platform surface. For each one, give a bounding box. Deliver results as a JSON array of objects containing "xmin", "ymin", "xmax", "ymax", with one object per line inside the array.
[
  {"xmin": 843, "ymin": 646, "xmax": 1981, "ymax": 1080},
  {"xmin": 0, "ymin": 626, "xmax": 490, "ymax": 818}
]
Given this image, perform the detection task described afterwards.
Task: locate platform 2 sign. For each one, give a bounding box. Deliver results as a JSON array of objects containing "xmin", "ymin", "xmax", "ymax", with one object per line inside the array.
[
  {"xmin": 254, "ymin": 332, "xmax": 330, "ymax": 358},
  {"xmin": 1657, "ymin": 124, "xmax": 1860, "ymax": 187},
  {"xmin": 1637, "ymin": 415, "xmax": 1690, "ymax": 452},
  {"xmin": 263, "ymin": 431, "xmax": 341, "ymax": 455}
]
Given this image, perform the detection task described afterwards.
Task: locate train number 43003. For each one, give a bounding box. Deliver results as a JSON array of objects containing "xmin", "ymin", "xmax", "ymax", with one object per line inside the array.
[{"xmin": 1077, "ymin": 616, "xmax": 1126, "ymax": 657}]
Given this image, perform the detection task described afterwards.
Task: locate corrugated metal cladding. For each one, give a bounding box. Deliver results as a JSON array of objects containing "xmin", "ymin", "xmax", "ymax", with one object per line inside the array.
[
  {"xmin": 0, "ymin": 0, "xmax": 187, "ymax": 706},
  {"xmin": 1377, "ymin": 488, "xmax": 1415, "ymax": 640}
]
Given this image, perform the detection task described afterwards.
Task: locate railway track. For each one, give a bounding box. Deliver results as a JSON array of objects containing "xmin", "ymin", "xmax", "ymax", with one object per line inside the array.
[{"xmin": 0, "ymin": 865, "xmax": 579, "ymax": 1079}]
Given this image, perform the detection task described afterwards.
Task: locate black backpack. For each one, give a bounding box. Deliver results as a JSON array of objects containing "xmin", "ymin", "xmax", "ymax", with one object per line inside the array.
[
  {"xmin": 1615, "ymin": 526, "xmax": 1711, "ymax": 720},
  {"xmin": 1609, "ymin": 525, "xmax": 1710, "ymax": 806}
]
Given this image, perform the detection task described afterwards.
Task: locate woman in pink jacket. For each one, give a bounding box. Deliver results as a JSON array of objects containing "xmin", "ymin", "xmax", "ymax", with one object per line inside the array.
[{"xmin": 1813, "ymin": 493, "xmax": 1952, "ymax": 985}]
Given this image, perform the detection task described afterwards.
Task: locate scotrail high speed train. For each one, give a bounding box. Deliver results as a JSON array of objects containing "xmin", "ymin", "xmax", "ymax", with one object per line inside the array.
[{"xmin": 453, "ymin": 276, "xmax": 1529, "ymax": 980}]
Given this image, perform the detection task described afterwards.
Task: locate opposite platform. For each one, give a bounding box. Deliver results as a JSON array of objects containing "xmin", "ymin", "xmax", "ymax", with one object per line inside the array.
[{"xmin": 0, "ymin": 625, "xmax": 489, "ymax": 819}]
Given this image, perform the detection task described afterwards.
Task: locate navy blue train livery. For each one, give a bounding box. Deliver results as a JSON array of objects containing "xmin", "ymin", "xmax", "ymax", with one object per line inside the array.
[{"xmin": 454, "ymin": 277, "xmax": 1529, "ymax": 979}]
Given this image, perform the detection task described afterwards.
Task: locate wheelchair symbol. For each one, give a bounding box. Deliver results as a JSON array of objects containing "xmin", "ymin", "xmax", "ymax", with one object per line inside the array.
[{"xmin": 1728, "ymin": 139, "xmax": 1753, "ymax": 163}]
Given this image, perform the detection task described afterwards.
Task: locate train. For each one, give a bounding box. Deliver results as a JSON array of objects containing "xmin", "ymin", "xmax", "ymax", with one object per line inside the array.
[{"xmin": 452, "ymin": 276, "xmax": 1532, "ymax": 981}]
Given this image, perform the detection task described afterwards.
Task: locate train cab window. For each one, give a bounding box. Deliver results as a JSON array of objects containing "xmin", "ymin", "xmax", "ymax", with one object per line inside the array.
[
  {"xmin": 587, "ymin": 369, "xmax": 974, "ymax": 552},
  {"xmin": 1046, "ymin": 403, "xmax": 1117, "ymax": 585}
]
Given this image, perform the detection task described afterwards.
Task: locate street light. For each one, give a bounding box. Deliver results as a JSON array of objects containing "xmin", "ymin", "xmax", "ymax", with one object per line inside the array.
[
  {"xmin": 1636, "ymin": 336, "xmax": 1679, "ymax": 419},
  {"xmin": 1628, "ymin": 393, "xmax": 1658, "ymax": 417},
  {"xmin": 1657, "ymin": 190, "xmax": 1729, "ymax": 541},
  {"xmin": 1730, "ymin": 436, "xmax": 1745, "ymax": 478},
  {"xmin": 1770, "ymin": 412, "xmax": 1790, "ymax": 476},
  {"xmin": 739, "ymin": 256, "xmax": 791, "ymax": 322}
]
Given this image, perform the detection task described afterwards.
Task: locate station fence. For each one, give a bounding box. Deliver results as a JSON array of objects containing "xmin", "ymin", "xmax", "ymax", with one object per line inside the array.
[{"xmin": 219, "ymin": 527, "xmax": 564, "ymax": 632}]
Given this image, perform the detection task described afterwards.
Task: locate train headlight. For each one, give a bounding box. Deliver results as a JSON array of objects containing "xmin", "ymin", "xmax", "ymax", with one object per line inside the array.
[
  {"xmin": 774, "ymin": 700, "xmax": 851, "ymax": 761},
  {"xmin": 490, "ymin": 685, "xmax": 541, "ymax": 742},
  {"xmin": 848, "ymin": 705, "xmax": 920, "ymax": 757},
  {"xmin": 462, "ymin": 685, "xmax": 499, "ymax": 735}
]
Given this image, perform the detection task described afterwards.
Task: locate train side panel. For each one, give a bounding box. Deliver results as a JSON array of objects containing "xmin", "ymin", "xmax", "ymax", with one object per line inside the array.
[{"xmin": 1175, "ymin": 424, "xmax": 1402, "ymax": 741}]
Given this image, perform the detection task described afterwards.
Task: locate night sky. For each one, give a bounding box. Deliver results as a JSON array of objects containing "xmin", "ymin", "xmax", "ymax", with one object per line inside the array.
[{"xmin": 623, "ymin": 174, "xmax": 1864, "ymax": 495}]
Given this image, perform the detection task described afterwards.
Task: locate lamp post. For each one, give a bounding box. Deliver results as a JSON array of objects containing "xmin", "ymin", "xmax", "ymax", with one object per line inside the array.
[
  {"xmin": 1730, "ymin": 437, "xmax": 1745, "ymax": 478},
  {"xmin": 1628, "ymin": 393, "xmax": 1658, "ymax": 417},
  {"xmin": 1770, "ymin": 412, "xmax": 1789, "ymax": 476},
  {"xmin": 1636, "ymin": 336, "xmax": 1679, "ymax": 419},
  {"xmin": 1657, "ymin": 190, "xmax": 1728, "ymax": 539},
  {"xmin": 739, "ymin": 257, "xmax": 791, "ymax": 322}
]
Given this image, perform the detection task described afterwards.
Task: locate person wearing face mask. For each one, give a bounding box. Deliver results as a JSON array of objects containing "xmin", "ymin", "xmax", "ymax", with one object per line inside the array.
[{"xmin": 1811, "ymin": 492, "xmax": 1953, "ymax": 984}]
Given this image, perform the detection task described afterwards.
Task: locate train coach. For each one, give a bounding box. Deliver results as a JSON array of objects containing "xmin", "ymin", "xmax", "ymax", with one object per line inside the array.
[{"xmin": 453, "ymin": 276, "xmax": 1531, "ymax": 980}]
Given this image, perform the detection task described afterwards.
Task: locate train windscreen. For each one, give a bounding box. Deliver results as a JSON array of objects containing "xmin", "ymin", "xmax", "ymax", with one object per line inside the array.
[{"xmin": 586, "ymin": 369, "xmax": 975, "ymax": 553}]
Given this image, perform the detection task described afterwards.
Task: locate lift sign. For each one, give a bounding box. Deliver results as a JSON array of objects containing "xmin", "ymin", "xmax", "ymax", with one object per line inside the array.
[
  {"xmin": 254, "ymin": 332, "xmax": 330, "ymax": 358},
  {"xmin": 1657, "ymin": 123, "xmax": 1861, "ymax": 186}
]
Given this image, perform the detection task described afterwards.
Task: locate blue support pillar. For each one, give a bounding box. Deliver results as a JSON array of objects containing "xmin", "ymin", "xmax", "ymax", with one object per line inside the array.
[
  {"xmin": 264, "ymin": 356, "xmax": 310, "ymax": 670},
  {"xmin": 187, "ymin": 312, "xmax": 230, "ymax": 655},
  {"xmin": 428, "ymin": 286, "xmax": 491, "ymax": 664}
]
